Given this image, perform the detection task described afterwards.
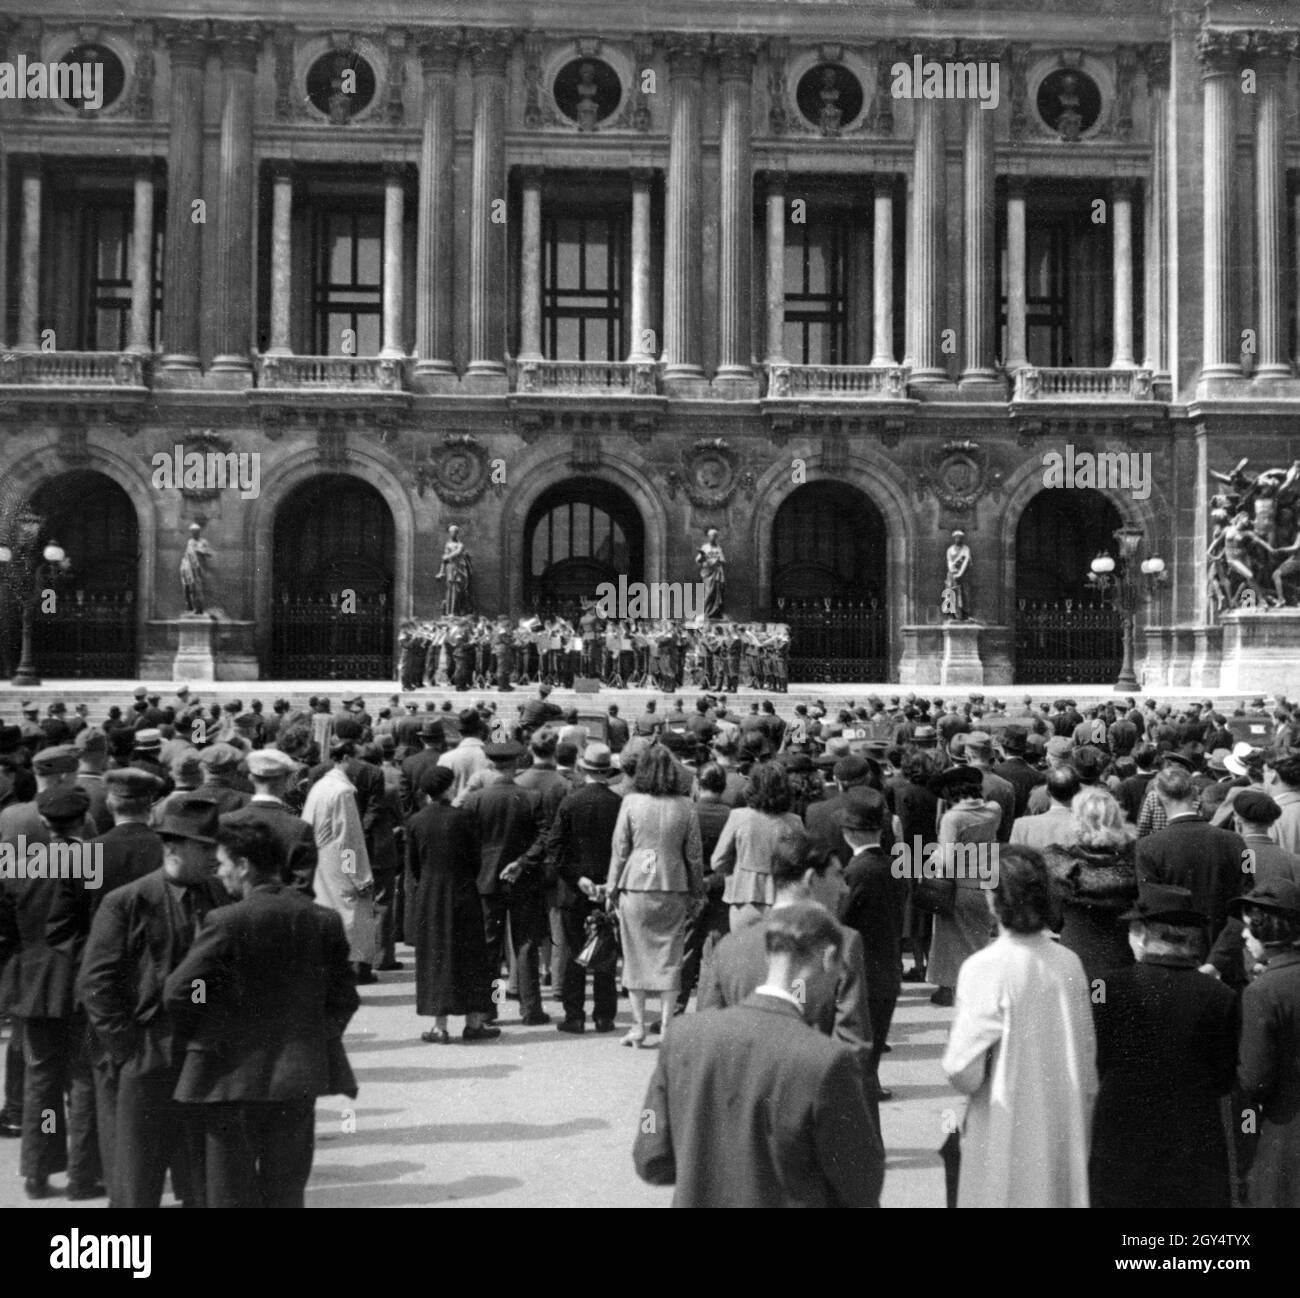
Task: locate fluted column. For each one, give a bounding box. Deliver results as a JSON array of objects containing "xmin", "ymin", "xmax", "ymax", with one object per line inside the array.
[
  {"xmin": 1141, "ymin": 45, "xmax": 1169, "ymax": 378},
  {"xmin": 380, "ymin": 165, "xmax": 405, "ymax": 358},
  {"xmin": 127, "ymin": 170, "xmax": 156, "ymax": 352},
  {"xmin": 662, "ymin": 35, "xmax": 707, "ymax": 380},
  {"xmin": 15, "ymin": 166, "xmax": 40, "ymax": 350},
  {"xmin": 267, "ymin": 167, "xmax": 293, "ymax": 355},
  {"xmin": 1252, "ymin": 35, "xmax": 1294, "ymax": 379},
  {"xmin": 960, "ymin": 92, "xmax": 996, "ymax": 384},
  {"xmin": 715, "ymin": 37, "xmax": 754, "ymax": 385},
  {"xmin": 764, "ymin": 172, "xmax": 786, "ymax": 365},
  {"xmin": 1005, "ymin": 178, "xmax": 1028, "ymax": 372},
  {"xmin": 908, "ymin": 69, "xmax": 947, "ymax": 384},
  {"xmin": 1197, "ymin": 30, "xmax": 1242, "ymax": 381},
  {"xmin": 869, "ymin": 176, "xmax": 894, "ymax": 366},
  {"xmin": 1111, "ymin": 180, "xmax": 1136, "ymax": 368},
  {"xmin": 628, "ymin": 169, "xmax": 654, "ymax": 361},
  {"xmin": 211, "ymin": 26, "xmax": 258, "ymax": 374},
  {"xmin": 414, "ymin": 35, "xmax": 458, "ymax": 375},
  {"xmin": 519, "ymin": 167, "xmax": 543, "ymax": 361},
  {"xmin": 466, "ymin": 30, "xmax": 510, "ymax": 379},
  {"xmin": 160, "ymin": 25, "xmax": 206, "ymax": 370}
]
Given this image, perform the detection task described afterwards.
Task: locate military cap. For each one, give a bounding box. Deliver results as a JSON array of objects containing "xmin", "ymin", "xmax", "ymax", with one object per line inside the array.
[
  {"xmin": 104, "ymin": 767, "xmax": 161, "ymax": 799},
  {"xmin": 133, "ymin": 728, "xmax": 163, "ymax": 751},
  {"xmin": 174, "ymin": 684, "xmax": 191, "ymax": 696},
  {"xmin": 33, "ymin": 744, "xmax": 80, "ymax": 774},
  {"xmin": 197, "ymin": 743, "xmax": 242, "ymax": 770},
  {"xmin": 245, "ymin": 748, "xmax": 298, "ymax": 779},
  {"xmin": 37, "ymin": 785, "xmax": 90, "ymax": 821}
]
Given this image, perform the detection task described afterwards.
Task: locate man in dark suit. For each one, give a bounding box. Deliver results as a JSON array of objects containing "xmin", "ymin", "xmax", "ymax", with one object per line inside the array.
[
  {"xmin": 605, "ymin": 705, "xmax": 629, "ymax": 754},
  {"xmin": 163, "ymin": 819, "xmax": 359, "ymax": 1208},
  {"xmin": 804, "ymin": 755, "xmax": 872, "ymax": 861},
  {"xmin": 219, "ymin": 748, "xmax": 317, "ymax": 896},
  {"xmin": 1136, "ymin": 765, "xmax": 1248, "ymax": 945},
  {"xmin": 1090, "ymin": 883, "xmax": 1239, "ymax": 1209},
  {"xmin": 540, "ymin": 744, "xmax": 623, "ymax": 1034},
  {"xmin": 992, "ymin": 726, "xmax": 1044, "ymax": 819},
  {"xmin": 78, "ymin": 798, "xmax": 228, "ymax": 1208},
  {"xmin": 399, "ymin": 720, "xmax": 446, "ymax": 816},
  {"xmin": 0, "ymin": 787, "xmax": 100, "ymax": 1199},
  {"xmin": 634, "ymin": 901, "xmax": 884, "ymax": 1208},
  {"xmin": 462, "ymin": 742, "xmax": 548, "ymax": 1025},
  {"xmin": 519, "ymin": 685, "xmax": 563, "ymax": 736},
  {"xmin": 837, "ymin": 789, "xmax": 907, "ymax": 1096}
]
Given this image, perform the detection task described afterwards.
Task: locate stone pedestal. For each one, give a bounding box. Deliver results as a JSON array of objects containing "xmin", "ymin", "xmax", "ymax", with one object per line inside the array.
[
  {"xmin": 900, "ymin": 623, "xmax": 1007, "ymax": 686},
  {"xmin": 940, "ymin": 621, "xmax": 985, "ymax": 686},
  {"xmin": 172, "ymin": 615, "xmax": 217, "ymax": 681},
  {"xmin": 1218, "ymin": 611, "xmax": 1299, "ymax": 694}
]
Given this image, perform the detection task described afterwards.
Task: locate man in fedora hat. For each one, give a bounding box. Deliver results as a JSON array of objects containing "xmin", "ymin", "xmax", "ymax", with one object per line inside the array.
[
  {"xmin": 537, "ymin": 743, "xmax": 622, "ymax": 1034},
  {"xmin": 78, "ymin": 798, "xmax": 228, "ymax": 1208},
  {"xmin": 1089, "ymin": 882, "xmax": 1239, "ymax": 1210},
  {"xmin": 992, "ymin": 726, "xmax": 1045, "ymax": 819}
]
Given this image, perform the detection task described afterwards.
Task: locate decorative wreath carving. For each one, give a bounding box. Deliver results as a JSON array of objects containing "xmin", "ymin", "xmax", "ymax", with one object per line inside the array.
[
  {"xmin": 666, "ymin": 439, "xmax": 744, "ymax": 509},
  {"xmin": 913, "ymin": 439, "xmax": 1003, "ymax": 513},
  {"xmin": 415, "ymin": 434, "xmax": 491, "ymax": 505}
]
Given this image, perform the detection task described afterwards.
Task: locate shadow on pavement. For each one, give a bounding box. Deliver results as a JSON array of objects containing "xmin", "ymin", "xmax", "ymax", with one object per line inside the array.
[
  {"xmin": 335, "ymin": 1117, "xmax": 608, "ymax": 1147},
  {"xmin": 306, "ymin": 1175, "xmax": 523, "ymax": 1207}
]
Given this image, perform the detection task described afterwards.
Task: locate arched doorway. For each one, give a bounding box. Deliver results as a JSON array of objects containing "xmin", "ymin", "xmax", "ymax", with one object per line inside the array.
[
  {"xmin": 271, "ymin": 474, "xmax": 394, "ymax": 678},
  {"xmin": 1014, "ymin": 488, "xmax": 1123, "ymax": 683},
  {"xmin": 524, "ymin": 477, "xmax": 644, "ymax": 619},
  {"xmin": 771, "ymin": 482, "xmax": 888, "ymax": 681},
  {"xmin": 14, "ymin": 471, "xmax": 139, "ymax": 678}
]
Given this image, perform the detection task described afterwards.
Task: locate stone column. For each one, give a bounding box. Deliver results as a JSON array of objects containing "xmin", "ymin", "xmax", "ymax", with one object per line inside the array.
[
  {"xmin": 960, "ymin": 92, "xmax": 996, "ymax": 385},
  {"xmin": 267, "ymin": 167, "xmax": 293, "ymax": 355},
  {"xmin": 628, "ymin": 169, "xmax": 654, "ymax": 360},
  {"xmin": 908, "ymin": 65, "xmax": 947, "ymax": 385},
  {"xmin": 414, "ymin": 34, "xmax": 458, "ymax": 377},
  {"xmin": 1111, "ymin": 180, "xmax": 1136, "ymax": 368},
  {"xmin": 380, "ymin": 165, "xmax": 405, "ymax": 358},
  {"xmin": 1197, "ymin": 29, "xmax": 1242, "ymax": 382},
  {"xmin": 466, "ymin": 29, "xmax": 510, "ymax": 380},
  {"xmin": 15, "ymin": 166, "xmax": 40, "ymax": 350},
  {"xmin": 1005, "ymin": 178, "xmax": 1028, "ymax": 372},
  {"xmin": 763, "ymin": 172, "xmax": 786, "ymax": 365},
  {"xmin": 127, "ymin": 170, "xmax": 156, "ymax": 352},
  {"xmin": 518, "ymin": 167, "xmax": 543, "ymax": 361},
  {"xmin": 715, "ymin": 37, "xmax": 754, "ymax": 388},
  {"xmin": 870, "ymin": 175, "xmax": 894, "ymax": 366},
  {"xmin": 211, "ymin": 25, "xmax": 258, "ymax": 375},
  {"xmin": 1141, "ymin": 45, "xmax": 1169, "ymax": 378},
  {"xmin": 1251, "ymin": 34, "xmax": 1294, "ymax": 379},
  {"xmin": 159, "ymin": 24, "xmax": 207, "ymax": 370},
  {"xmin": 662, "ymin": 35, "xmax": 707, "ymax": 382}
]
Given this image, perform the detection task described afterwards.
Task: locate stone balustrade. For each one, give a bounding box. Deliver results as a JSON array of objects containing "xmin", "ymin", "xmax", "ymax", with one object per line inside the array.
[
  {"xmin": 0, "ymin": 350, "xmax": 146, "ymax": 386},
  {"xmin": 256, "ymin": 354, "xmax": 406, "ymax": 390},
  {"xmin": 512, "ymin": 358, "xmax": 659, "ymax": 395},
  {"xmin": 1013, "ymin": 367, "xmax": 1155, "ymax": 401},
  {"xmin": 764, "ymin": 363, "xmax": 910, "ymax": 399}
]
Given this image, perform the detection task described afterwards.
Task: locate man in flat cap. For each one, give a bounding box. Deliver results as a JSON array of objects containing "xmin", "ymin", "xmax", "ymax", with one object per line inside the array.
[
  {"xmin": 79, "ymin": 797, "xmax": 227, "ymax": 1208},
  {"xmin": 0, "ymin": 786, "xmax": 100, "ymax": 1199},
  {"xmin": 0, "ymin": 745, "xmax": 96, "ymax": 844},
  {"xmin": 219, "ymin": 749, "xmax": 316, "ymax": 898},
  {"xmin": 189, "ymin": 744, "xmax": 251, "ymax": 816}
]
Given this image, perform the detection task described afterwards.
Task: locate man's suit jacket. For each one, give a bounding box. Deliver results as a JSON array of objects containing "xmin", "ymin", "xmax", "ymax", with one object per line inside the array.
[
  {"xmin": 633, "ymin": 994, "xmax": 884, "ymax": 1208},
  {"xmin": 399, "ymin": 746, "xmax": 444, "ymax": 815},
  {"xmin": 697, "ymin": 913, "xmax": 874, "ymax": 1067},
  {"xmin": 542, "ymin": 782, "xmax": 622, "ymax": 907},
  {"xmin": 76, "ymin": 770, "xmax": 114, "ymax": 835},
  {"xmin": 804, "ymin": 793, "xmax": 846, "ymax": 861},
  {"xmin": 460, "ymin": 780, "xmax": 544, "ymax": 896},
  {"xmin": 220, "ymin": 799, "xmax": 318, "ymax": 896},
  {"xmin": 164, "ymin": 883, "xmax": 359, "ymax": 1103},
  {"xmin": 78, "ymin": 869, "xmax": 228, "ymax": 1076},
  {"xmin": 992, "ymin": 757, "xmax": 1045, "ymax": 820},
  {"xmin": 841, "ymin": 845, "xmax": 907, "ymax": 1003},
  {"xmin": 1135, "ymin": 815, "xmax": 1248, "ymax": 942},
  {"xmin": 1009, "ymin": 804, "xmax": 1080, "ymax": 852}
]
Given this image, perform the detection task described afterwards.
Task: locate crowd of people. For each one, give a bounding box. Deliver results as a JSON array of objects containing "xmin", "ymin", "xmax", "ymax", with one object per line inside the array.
[
  {"xmin": 0, "ymin": 683, "xmax": 1297, "ymax": 1209},
  {"xmin": 397, "ymin": 615, "xmax": 790, "ymax": 692}
]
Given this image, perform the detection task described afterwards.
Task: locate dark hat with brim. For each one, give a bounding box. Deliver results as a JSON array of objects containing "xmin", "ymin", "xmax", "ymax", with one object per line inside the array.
[
  {"xmin": 484, "ymin": 740, "xmax": 525, "ymax": 763},
  {"xmin": 103, "ymin": 767, "xmax": 162, "ymax": 799},
  {"xmin": 836, "ymin": 788, "xmax": 887, "ymax": 831},
  {"xmin": 155, "ymin": 797, "xmax": 220, "ymax": 844},
  {"xmin": 37, "ymin": 786, "xmax": 90, "ymax": 821},
  {"xmin": 1228, "ymin": 878, "xmax": 1300, "ymax": 921},
  {"xmin": 1119, "ymin": 882, "xmax": 1206, "ymax": 927}
]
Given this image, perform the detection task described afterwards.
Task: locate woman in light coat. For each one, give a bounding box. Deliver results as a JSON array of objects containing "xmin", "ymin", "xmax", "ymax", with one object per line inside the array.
[
  {"xmin": 303, "ymin": 738, "xmax": 378, "ymax": 982},
  {"xmin": 712, "ymin": 762, "xmax": 804, "ymax": 931}
]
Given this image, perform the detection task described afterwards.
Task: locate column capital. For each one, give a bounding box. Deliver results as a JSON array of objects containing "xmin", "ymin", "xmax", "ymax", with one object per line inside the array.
[
  {"xmin": 1195, "ymin": 28, "xmax": 1249, "ymax": 77},
  {"xmin": 664, "ymin": 33, "xmax": 709, "ymax": 79},
  {"xmin": 1140, "ymin": 43, "xmax": 1170, "ymax": 92},
  {"xmin": 1242, "ymin": 28, "xmax": 1299, "ymax": 74},
  {"xmin": 418, "ymin": 29, "xmax": 462, "ymax": 76},
  {"xmin": 958, "ymin": 39, "xmax": 1003, "ymax": 63},
  {"xmin": 210, "ymin": 21, "xmax": 261, "ymax": 70},
  {"xmin": 714, "ymin": 35, "xmax": 756, "ymax": 80},
  {"xmin": 159, "ymin": 19, "xmax": 209, "ymax": 66},
  {"xmin": 465, "ymin": 27, "xmax": 512, "ymax": 76}
]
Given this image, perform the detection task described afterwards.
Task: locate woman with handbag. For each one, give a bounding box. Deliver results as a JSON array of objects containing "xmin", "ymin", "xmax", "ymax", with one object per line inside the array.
[
  {"xmin": 607, "ymin": 746, "xmax": 705, "ymax": 1047},
  {"xmin": 927, "ymin": 764, "xmax": 1001, "ymax": 1008}
]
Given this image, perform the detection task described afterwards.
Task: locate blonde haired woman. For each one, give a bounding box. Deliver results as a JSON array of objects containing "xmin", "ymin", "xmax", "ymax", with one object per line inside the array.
[{"xmin": 1042, "ymin": 788, "xmax": 1138, "ymax": 981}]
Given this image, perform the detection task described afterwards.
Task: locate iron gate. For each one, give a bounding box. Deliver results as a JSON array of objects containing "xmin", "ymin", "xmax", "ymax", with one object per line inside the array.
[
  {"xmin": 781, "ymin": 598, "xmax": 889, "ymax": 682},
  {"xmin": 30, "ymin": 592, "xmax": 136, "ymax": 678},
  {"xmin": 271, "ymin": 592, "xmax": 393, "ymax": 679},
  {"xmin": 1014, "ymin": 599, "xmax": 1122, "ymax": 684}
]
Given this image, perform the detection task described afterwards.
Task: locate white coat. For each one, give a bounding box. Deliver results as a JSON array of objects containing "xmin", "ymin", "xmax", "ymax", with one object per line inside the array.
[{"xmin": 303, "ymin": 765, "xmax": 377, "ymax": 964}]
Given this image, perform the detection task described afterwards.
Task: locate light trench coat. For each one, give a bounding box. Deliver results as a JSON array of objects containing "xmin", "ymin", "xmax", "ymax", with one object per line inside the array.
[
  {"xmin": 303, "ymin": 765, "xmax": 377, "ymax": 964},
  {"xmin": 942, "ymin": 929, "xmax": 1098, "ymax": 1208}
]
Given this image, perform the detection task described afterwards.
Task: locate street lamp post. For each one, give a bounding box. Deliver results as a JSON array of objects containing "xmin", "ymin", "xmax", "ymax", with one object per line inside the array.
[
  {"xmin": 1087, "ymin": 524, "xmax": 1166, "ymax": 693},
  {"xmin": 0, "ymin": 509, "xmax": 69, "ymax": 687}
]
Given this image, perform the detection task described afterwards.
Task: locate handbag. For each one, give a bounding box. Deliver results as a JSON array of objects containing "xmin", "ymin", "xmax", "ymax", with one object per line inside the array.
[
  {"xmin": 575, "ymin": 909, "xmax": 621, "ymax": 974},
  {"xmin": 912, "ymin": 843, "xmax": 956, "ymax": 917}
]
